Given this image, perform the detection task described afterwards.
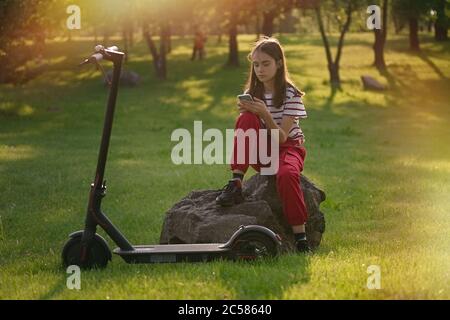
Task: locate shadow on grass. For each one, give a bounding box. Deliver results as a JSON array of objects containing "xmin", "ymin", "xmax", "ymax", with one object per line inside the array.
[
  {"xmin": 377, "ymin": 67, "xmax": 398, "ymax": 89},
  {"xmin": 39, "ymin": 276, "xmax": 68, "ymax": 300},
  {"xmin": 387, "ymin": 33, "xmax": 450, "ymax": 54},
  {"xmin": 322, "ymin": 87, "xmax": 338, "ymax": 111},
  {"xmin": 416, "ymin": 51, "xmax": 448, "ymax": 80},
  {"xmin": 216, "ymin": 255, "xmax": 311, "ymax": 299}
]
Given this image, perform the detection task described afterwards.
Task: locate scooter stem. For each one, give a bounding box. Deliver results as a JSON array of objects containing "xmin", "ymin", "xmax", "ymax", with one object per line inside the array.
[
  {"xmin": 82, "ymin": 48, "xmax": 134, "ymax": 252},
  {"xmin": 94, "ymin": 51, "xmax": 124, "ymax": 188}
]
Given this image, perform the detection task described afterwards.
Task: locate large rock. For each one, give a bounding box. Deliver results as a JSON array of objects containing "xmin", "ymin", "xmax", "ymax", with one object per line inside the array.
[
  {"xmin": 159, "ymin": 174, "xmax": 326, "ymax": 252},
  {"xmin": 361, "ymin": 75, "xmax": 386, "ymax": 91}
]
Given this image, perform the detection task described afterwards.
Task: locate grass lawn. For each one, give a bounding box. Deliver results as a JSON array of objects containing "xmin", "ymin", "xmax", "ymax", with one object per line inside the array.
[{"xmin": 0, "ymin": 32, "xmax": 449, "ymax": 299}]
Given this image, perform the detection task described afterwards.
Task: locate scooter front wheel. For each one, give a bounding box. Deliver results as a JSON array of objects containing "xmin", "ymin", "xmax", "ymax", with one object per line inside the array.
[
  {"xmin": 62, "ymin": 233, "xmax": 111, "ymax": 269},
  {"xmin": 231, "ymin": 231, "xmax": 278, "ymax": 261}
]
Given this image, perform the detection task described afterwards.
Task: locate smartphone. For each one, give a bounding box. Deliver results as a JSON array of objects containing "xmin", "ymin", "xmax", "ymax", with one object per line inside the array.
[{"xmin": 237, "ymin": 94, "xmax": 254, "ymax": 102}]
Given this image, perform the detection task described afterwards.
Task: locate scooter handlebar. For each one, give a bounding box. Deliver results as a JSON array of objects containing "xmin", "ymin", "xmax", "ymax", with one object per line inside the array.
[
  {"xmin": 95, "ymin": 45, "xmax": 118, "ymax": 52},
  {"xmin": 79, "ymin": 45, "xmax": 121, "ymax": 66},
  {"xmin": 91, "ymin": 53, "xmax": 104, "ymax": 62}
]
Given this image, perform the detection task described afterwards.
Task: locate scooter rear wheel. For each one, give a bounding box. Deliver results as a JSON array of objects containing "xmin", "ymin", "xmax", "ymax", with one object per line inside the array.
[
  {"xmin": 231, "ymin": 231, "xmax": 278, "ymax": 261},
  {"xmin": 62, "ymin": 234, "xmax": 111, "ymax": 269}
]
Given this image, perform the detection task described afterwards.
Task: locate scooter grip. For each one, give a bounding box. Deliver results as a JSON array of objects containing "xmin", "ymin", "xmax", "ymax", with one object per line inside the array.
[
  {"xmin": 91, "ymin": 53, "xmax": 103, "ymax": 62},
  {"xmin": 106, "ymin": 46, "xmax": 119, "ymax": 52}
]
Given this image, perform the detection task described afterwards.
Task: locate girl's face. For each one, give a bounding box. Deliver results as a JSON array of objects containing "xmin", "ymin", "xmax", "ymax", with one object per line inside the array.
[{"xmin": 251, "ymin": 50, "xmax": 280, "ymax": 84}]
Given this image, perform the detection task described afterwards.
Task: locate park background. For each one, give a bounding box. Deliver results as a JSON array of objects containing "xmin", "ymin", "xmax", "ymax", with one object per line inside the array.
[{"xmin": 0, "ymin": 0, "xmax": 449, "ymax": 299}]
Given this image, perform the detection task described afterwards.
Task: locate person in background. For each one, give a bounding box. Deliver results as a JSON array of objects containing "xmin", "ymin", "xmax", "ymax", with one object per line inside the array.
[{"xmin": 191, "ymin": 28, "xmax": 207, "ymax": 61}]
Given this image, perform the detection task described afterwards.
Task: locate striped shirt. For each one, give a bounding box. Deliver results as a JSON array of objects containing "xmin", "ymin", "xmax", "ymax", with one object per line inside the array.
[{"xmin": 260, "ymin": 87, "xmax": 307, "ymax": 143}]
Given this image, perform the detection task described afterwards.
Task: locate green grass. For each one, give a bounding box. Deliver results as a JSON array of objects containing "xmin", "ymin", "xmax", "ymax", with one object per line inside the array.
[{"xmin": 0, "ymin": 32, "xmax": 449, "ymax": 299}]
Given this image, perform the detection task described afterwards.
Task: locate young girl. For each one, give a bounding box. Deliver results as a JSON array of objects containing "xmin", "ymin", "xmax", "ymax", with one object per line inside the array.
[{"xmin": 216, "ymin": 37, "xmax": 310, "ymax": 253}]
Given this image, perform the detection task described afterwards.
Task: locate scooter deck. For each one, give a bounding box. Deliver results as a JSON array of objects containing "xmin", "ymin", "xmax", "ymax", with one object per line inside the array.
[
  {"xmin": 116, "ymin": 243, "xmax": 229, "ymax": 253},
  {"xmin": 113, "ymin": 243, "xmax": 232, "ymax": 264}
]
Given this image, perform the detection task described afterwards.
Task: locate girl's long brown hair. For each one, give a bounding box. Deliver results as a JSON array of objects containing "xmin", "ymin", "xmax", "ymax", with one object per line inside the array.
[{"xmin": 244, "ymin": 37, "xmax": 304, "ymax": 109}]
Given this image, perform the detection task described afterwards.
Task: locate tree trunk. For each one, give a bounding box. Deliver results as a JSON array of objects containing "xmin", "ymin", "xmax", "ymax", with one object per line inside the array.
[
  {"xmin": 165, "ymin": 25, "xmax": 172, "ymax": 54},
  {"xmin": 244, "ymin": 23, "xmax": 250, "ymax": 34},
  {"xmin": 373, "ymin": 0, "xmax": 388, "ymax": 70},
  {"xmin": 333, "ymin": 3, "xmax": 352, "ymax": 89},
  {"xmin": 315, "ymin": 7, "xmax": 336, "ymax": 88},
  {"xmin": 393, "ymin": 14, "xmax": 404, "ymax": 34},
  {"xmin": 262, "ymin": 10, "xmax": 275, "ymax": 37},
  {"xmin": 143, "ymin": 28, "xmax": 166, "ymax": 80},
  {"xmin": 435, "ymin": 22, "xmax": 448, "ymax": 41},
  {"xmin": 34, "ymin": 32, "xmax": 46, "ymax": 60},
  {"xmin": 228, "ymin": 18, "xmax": 239, "ymax": 67},
  {"xmin": 128, "ymin": 25, "xmax": 134, "ymax": 47},
  {"xmin": 409, "ymin": 18, "xmax": 420, "ymax": 51},
  {"xmin": 103, "ymin": 31, "xmax": 109, "ymax": 45},
  {"xmin": 143, "ymin": 31, "xmax": 158, "ymax": 62},
  {"xmin": 94, "ymin": 27, "xmax": 98, "ymax": 44},
  {"xmin": 158, "ymin": 25, "xmax": 168, "ymax": 79},
  {"xmin": 280, "ymin": 8, "xmax": 295, "ymax": 33},
  {"xmin": 315, "ymin": 7, "xmax": 333, "ymax": 69},
  {"xmin": 373, "ymin": 30, "xmax": 386, "ymax": 70},
  {"xmin": 328, "ymin": 63, "xmax": 341, "ymax": 89},
  {"xmin": 427, "ymin": 19, "xmax": 433, "ymax": 33},
  {"xmin": 256, "ymin": 13, "xmax": 261, "ymax": 40},
  {"xmin": 122, "ymin": 28, "xmax": 129, "ymax": 62},
  {"xmin": 315, "ymin": 3, "xmax": 352, "ymax": 89},
  {"xmin": 326, "ymin": 14, "xmax": 331, "ymax": 33},
  {"xmin": 434, "ymin": 0, "xmax": 448, "ymax": 41}
]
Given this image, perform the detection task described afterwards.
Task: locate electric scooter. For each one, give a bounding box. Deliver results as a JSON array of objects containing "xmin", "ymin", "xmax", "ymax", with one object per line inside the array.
[{"xmin": 61, "ymin": 45, "xmax": 282, "ymax": 269}]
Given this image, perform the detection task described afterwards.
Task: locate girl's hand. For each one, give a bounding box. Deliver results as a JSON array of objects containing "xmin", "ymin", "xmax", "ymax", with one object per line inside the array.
[
  {"xmin": 237, "ymin": 99, "xmax": 245, "ymax": 113},
  {"xmin": 237, "ymin": 97, "xmax": 269, "ymax": 119}
]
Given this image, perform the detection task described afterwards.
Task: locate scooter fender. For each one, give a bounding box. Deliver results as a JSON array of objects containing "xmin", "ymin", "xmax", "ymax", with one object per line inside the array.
[
  {"xmin": 68, "ymin": 230, "xmax": 112, "ymax": 261},
  {"xmin": 220, "ymin": 225, "xmax": 282, "ymax": 249}
]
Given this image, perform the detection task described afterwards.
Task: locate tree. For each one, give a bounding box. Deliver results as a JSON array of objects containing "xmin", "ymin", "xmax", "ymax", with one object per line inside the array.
[
  {"xmin": 307, "ymin": 0, "xmax": 361, "ymax": 89},
  {"xmin": 0, "ymin": 0, "xmax": 68, "ymax": 84},
  {"xmin": 372, "ymin": 0, "xmax": 388, "ymax": 70},
  {"xmin": 392, "ymin": 0, "xmax": 433, "ymax": 51},
  {"xmin": 433, "ymin": 0, "xmax": 449, "ymax": 41},
  {"xmin": 137, "ymin": 0, "xmax": 185, "ymax": 79},
  {"xmin": 142, "ymin": 25, "xmax": 168, "ymax": 80},
  {"xmin": 121, "ymin": 2, "xmax": 137, "ymax": 62},
  {"xmin": 262, "ymin": 4, "xmax": 278, "ymax": 37},
  {"xmin": 259, "ymin": 0, "xmax": 295, "ymax": 37},
  {"xmin": 228, "ymin": 6, "xmax": 240, "ymax": 67},
  {"xmin": 214, "ymin": 0, "xmax": 253, "ymax": 67}
]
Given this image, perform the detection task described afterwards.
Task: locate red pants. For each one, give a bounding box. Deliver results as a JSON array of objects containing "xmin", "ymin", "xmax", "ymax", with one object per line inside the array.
[{"xmin": 230, "ymin": 112, "xmax": 308, "ymax": 226}]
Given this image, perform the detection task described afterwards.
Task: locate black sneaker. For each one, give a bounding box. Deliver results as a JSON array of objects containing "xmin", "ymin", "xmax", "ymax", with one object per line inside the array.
[
  {"xmin": 296, "ymin": 239, "xmax": 312, "ymax": 253},
  {"xmin": 215, "ymin": 179, "xmax": 244, "ymax": 206}
]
